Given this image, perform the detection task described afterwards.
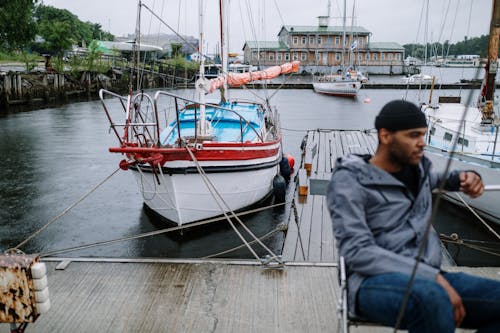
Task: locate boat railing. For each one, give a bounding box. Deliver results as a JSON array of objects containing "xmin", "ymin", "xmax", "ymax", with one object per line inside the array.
[
  {"xmin": 99, "ymin": 89, "xmax": 159, "ymax": 147},
  {"xmin": 154, "ymin": 91, "xmax": 265, "ymax": 144}
]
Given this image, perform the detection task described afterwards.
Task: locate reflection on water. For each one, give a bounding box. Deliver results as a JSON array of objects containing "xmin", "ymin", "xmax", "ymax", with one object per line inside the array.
[{"xmin": 0, "ymin": 88, "xmax": 498, "ymax": 266}]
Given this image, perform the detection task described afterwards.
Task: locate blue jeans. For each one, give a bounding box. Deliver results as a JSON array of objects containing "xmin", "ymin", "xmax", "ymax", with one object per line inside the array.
[{"xmin": 357, "ymin": 272, "xmax": 500, "ymax": 333}]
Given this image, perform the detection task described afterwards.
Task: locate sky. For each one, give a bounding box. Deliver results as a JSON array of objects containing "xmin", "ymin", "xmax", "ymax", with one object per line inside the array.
[{"xmin": 42, "ymin": 0, "xmax": 493, "ymax": 54}]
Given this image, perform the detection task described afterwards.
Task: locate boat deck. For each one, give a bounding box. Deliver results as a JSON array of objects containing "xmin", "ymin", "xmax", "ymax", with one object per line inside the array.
[{"xmin": 3, "ymin": 129, "xmax": 498, "ymax": 333}]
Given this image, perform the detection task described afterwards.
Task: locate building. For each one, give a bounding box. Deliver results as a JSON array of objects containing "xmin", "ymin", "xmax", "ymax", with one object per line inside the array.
[{"xmin": 242, "ymin": 17, "xmax": 405, "ymax": 74}]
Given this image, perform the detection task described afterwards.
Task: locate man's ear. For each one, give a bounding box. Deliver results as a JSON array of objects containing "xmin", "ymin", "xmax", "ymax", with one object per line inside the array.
[{"xmin": 378, "ymin": 128, "xmax": 393, "ymax": 145}]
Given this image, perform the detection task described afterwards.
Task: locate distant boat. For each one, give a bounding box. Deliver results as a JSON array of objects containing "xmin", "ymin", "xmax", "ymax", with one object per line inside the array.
[
  {"xmin": 401, "ymin": 73, "xmax": 435, "ymax": 85},
  {"xmin": 421, "ymin": 0, "xmax": 500, "ymax": 225},
  {"xmin": 99, "ymin": 0, "xmax": 299, "ymax": 226},
  {"xmin": 312, "ymin": 0, "xmax": 365, "ymax": 98}
]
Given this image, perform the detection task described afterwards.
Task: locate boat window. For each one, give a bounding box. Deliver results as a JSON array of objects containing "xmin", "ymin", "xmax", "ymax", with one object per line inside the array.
[
  {"xmin": 430, "ymin": 126, "xmax": 436, "ymax": 135},
  {"xmin": 457, "ymin": 137, "xmax": 469, "ymax": 147},
  {"xmin": 443, "ymin": 132, "xmax": 453, "ymax": 141}
]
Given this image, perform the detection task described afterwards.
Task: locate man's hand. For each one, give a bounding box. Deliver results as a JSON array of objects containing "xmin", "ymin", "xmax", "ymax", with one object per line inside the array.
[
  {"xmin": 459, "ymin": 171, "xmax": 484, "ymax": 198},
  {"xmin": 436, "ymin": 273, "xmax": 465, "ymax": 327}
]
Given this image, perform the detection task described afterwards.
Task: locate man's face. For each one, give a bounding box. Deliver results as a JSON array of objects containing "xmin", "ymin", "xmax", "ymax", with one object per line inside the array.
[{"xmin": 387, "ymin": 127, "xmax": 427, "ymax": 166}]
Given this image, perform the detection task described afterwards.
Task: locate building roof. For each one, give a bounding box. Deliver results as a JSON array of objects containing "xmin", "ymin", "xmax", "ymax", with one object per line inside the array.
[
  {"xmin": 367, "ymin": 42, "xmax": 405, "ymax": 51},
  {"xmin": 279, "ymin": 25, "xmax": 371, "ymax": 35},
  {"xmin": 242, "ymin": 41, "xmax": 289, "ymax": 51}
]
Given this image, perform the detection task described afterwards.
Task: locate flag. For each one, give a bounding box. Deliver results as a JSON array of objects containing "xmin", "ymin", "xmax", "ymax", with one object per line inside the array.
[{"xmin": 350, "ymin": 41, "xmax": 357, "ymax": 51}]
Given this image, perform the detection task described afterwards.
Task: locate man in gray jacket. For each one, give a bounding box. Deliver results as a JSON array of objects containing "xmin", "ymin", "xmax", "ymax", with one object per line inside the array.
[{"xmin": 327, "ymin": 100, "xmax": 500, "ymax": 332}]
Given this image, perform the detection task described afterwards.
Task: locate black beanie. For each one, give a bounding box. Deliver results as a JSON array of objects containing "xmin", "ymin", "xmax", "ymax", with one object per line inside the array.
[{"xmin": 375, "ymin": 100, "xmax": 427, "ymax": 131}]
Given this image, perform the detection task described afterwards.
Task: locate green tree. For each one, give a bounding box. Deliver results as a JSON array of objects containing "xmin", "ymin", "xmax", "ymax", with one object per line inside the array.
[
  {"xmin": 0, "ymin": 0, "xmax": 38, "ymax": 51},
  {"xmin": 37, "ymin": 20, "xmax": 73, "ymax": 59}
]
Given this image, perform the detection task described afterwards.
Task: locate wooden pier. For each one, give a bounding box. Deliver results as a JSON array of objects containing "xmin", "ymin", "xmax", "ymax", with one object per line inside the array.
[{"xmin": 2, "ymin": 129, "xmax": 498, "ymax": 333}]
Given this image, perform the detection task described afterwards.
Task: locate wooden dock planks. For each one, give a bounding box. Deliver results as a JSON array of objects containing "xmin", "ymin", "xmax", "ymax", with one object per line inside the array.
[
  {"xmin": 282, "ymin": 129, "xmax": 377, "ymax": 263},
  {"xmin": 23, "ymin": 260, "xmax": 340, "ymax": 333}
]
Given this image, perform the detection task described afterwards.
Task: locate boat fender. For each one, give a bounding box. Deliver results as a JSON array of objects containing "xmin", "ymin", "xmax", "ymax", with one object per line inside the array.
[
  {"xmin": 279, "ymin": 156, "xmax": 291, "ymax": 183},
  {"xmin": 273, "ymin": 174, "xmax": 286, "ymax": 202},
  {"xmin": 286, "ymin": 154, "xmax": 295, "ymax": 170}
]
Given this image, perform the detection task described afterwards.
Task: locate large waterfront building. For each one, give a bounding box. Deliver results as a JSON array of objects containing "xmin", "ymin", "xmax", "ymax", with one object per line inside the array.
[{"xmin": 242, "ymin": 17, "xmax": 405, "ymax": 74}]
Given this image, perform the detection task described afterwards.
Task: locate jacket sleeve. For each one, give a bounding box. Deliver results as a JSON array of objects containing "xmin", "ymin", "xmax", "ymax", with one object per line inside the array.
[
  {"xmin": 327, "ymin": 169, "xmax": 439, "ymax": 281},
  {"xmin": 428, "ymin": 169, "xmax": 481, "ymax": 191}
]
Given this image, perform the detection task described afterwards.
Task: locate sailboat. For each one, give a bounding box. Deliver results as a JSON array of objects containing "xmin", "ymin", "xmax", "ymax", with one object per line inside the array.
[
  {"xmin": 421, "ymin": 0, "xmax": 500, "ymax": 224},
  {"xmin": 312, "ymin": 0, "xmax": 365, "ymax": 98},
  {"xmin": 99, "ymin": 0, "xmax": 299, "ymax": 226}
]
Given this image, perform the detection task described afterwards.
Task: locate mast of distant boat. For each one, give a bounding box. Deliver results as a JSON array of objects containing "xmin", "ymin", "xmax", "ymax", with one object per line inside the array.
[
  {"xmin": 219, "ymin": 0, "xmax": 229, "ymax": 102},
  {"xmin": 341, "ymin": 0, "xmax": 347, "ymax": 74},
  {"xmin": 478, "ymin": 0, "xmax": 500, "ymax": 125},
  {"xmin": 196, "ymin": 0, "xmax": 210, "ymax": 137}
]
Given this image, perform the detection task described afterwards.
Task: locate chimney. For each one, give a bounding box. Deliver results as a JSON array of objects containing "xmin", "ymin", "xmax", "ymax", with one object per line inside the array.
[{"xmin": 318, "ymin": 16, "xmax": 329, "ymax": 28}]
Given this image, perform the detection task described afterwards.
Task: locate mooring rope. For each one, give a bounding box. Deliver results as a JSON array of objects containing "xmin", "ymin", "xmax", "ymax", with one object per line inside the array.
[
  {"xmin": 203, "ymin": 224, "xmax": 287, "ymax": 259},
  {"xmin": 38, "ymin": 201, "xmax": 288, "ymax": 257},
  {"xmin": 10, "ymin": 168, "xmax": 121, "ymax": 251},
  {"xmin": 440, "ymin": 233, "xmax": 500, "ymax": 258},
  {"xmin": 184, "ymin": 146, "xmax": 283, "ymax": 264},
  {"xmin": 453, "ymin": 192, "xmax": 500, "ymax": 240}
]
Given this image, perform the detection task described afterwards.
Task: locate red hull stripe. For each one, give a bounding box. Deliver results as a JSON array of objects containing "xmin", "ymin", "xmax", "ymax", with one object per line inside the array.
[{"xmin": 110, "ymin": 146, "xmax": 281, "ymax": 162}]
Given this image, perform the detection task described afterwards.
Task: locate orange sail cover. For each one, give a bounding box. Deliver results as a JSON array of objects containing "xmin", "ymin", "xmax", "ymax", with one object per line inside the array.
[{"xmin": 207, "ymin": 61, "xmax": 300, "ymax": 93}]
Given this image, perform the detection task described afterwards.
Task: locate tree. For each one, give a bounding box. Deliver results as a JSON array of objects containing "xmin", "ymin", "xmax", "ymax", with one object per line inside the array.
[{"xmin": 0, "ymin": 0, "xmax": 38, "ymax": 51}]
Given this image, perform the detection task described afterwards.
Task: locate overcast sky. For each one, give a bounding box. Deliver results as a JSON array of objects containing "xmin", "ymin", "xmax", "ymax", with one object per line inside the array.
[{"xmin": 42, "ymin": 0, "xmax": 492, "ymax": 53}]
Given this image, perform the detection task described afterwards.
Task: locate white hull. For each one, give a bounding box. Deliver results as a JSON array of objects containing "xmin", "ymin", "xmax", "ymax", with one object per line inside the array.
[
  {"xmin": 425, "ymin": 150, "xmax": 500, "ymax": 226},
  {"xmin": 313, "ymin": 81, "xmax": 361, "ymax": 97},
  {"xmin": 131, "ymin": 162, "xmax": 279, "ymax": 225}
]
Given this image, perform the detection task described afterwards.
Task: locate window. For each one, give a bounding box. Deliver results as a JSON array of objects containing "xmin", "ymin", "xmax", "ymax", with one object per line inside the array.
[
  {"xmin": 309, "ymin": 36, "xmax": 315, "ymax": 44},
  {"xmin": 335, "ymin": 36, "xmax": 340, "ymax": 45},
  {"xmin": 277, "ymin": 53, "xmax": 282, "ymax": 61},
  {"xmin": 365, "ymin": 53, "xmax": 370, "ymax": 60},
  {"xmin": 293, "ymin": 52, "xmax": 299, "ymax": 60},
  {"xmin": 388, "ymin": 54, "xmax": 393, "ymax": 60},
  {"xmin": 381, "ymin": 53, "xmax": 385, "ymax": 60},
  {"xmin": 358, "ymin": 54, "xmax": 362, "ymax": 61},
  {"xmin": 301, "ymin": 52, "xmax": 307, "ymax": 61},
  {"xmin": 444, "ymin": 132, "xmax": 453, "ymax": 141},
  {"xmin": 269, "ymin": 53, "xmax": 274, "ymax": 61},
  {"xmin": 285, "ymin": 53, "xmax": 290, "ymax": 60},
  {"xmin": 373, "ymin": 53, "xmax": 377, "ymax": 60},
  {"xmin": 260, "ymin": 52, "xmax": 265, "ymax": 59},
  {"xmin": 358, "ymin": 37, "xmax": 363, "ymax": 46},
  {"xmin": 457, "ymin": 137, "xmax": 469, "ymax": 146},
  {"xmin": 396, "ymin": 53, "xmax": 401, "ymax": 60},
  {"xmin": 252, "ymin": 51, "xmax": 258, "ymax": 60},
  {"xmin": 293, "ymin": 36, "xmax": 298, "ymax": 44},
  {"xmin": 335, "ymin": 53, "xmax": 341, "ymax": 61},
  {"xmin": 301, "ymin": 36, "xmax": 307, "ymax": 44},
  {"xmin": 317, "ymin": 36, "xmax": 322, "ymax": 44},
  {"xmin": 430, "ymin": 127, "xmax": 436, "ymax": 135}
]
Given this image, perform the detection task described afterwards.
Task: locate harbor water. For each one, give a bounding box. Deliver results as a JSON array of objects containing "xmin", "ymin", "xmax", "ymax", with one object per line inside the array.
[{"xmin": 1, "ymin": 84, "xmax": 499, "ymax": 266}]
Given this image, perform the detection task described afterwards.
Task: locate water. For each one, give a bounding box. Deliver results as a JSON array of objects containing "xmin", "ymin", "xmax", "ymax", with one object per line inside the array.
[{"xmin": 1, "ymin": 86, "xmax": 498, "ymax": 265}]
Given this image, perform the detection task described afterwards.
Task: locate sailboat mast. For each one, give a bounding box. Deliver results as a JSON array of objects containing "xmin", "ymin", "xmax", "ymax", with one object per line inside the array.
[
  {"xmin": 219, "ymin": 0, "xmax": 228, "ymax": 101},
  {"xmin": 341, "ymin": 0, "xmax": 347, "ymax": 73},
  {"xmin": 197, "ymin": 0, "xmax": 207, "ymax": 135},
  {"xmin": 135, "ymin": 0, "xmax": 141, "ymax": 91},
  {"xmin": 482, "ymin": 0, "xmax": 500, "ymax": 118}
]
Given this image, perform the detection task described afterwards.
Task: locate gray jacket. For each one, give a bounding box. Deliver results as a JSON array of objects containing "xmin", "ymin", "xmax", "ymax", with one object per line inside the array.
[{"xmin": 326, "ymin": 154, "xmax": 462, "ymax": 315}]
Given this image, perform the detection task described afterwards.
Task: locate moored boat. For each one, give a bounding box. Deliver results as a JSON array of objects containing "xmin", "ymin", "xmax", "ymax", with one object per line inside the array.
[
  {"xmin": 99, "ymin": 1, "xmax": 299, "ymax": 226},
  {"xmin": 422, "ymin": 0, "xmax": 500, "ymax": 224}
]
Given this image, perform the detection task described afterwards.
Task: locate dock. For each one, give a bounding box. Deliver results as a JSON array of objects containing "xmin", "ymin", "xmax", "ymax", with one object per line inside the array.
[{"xmin": 3, "ymin": 129, "xmax": 499, "ymax": 333}]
